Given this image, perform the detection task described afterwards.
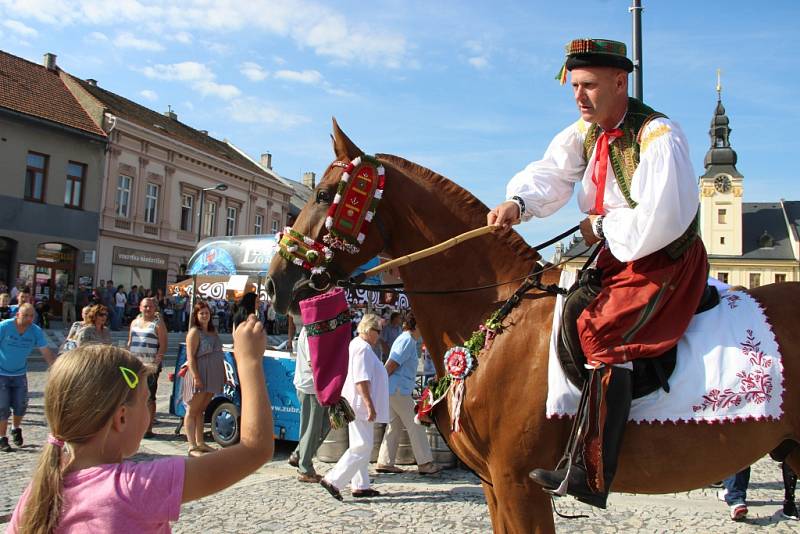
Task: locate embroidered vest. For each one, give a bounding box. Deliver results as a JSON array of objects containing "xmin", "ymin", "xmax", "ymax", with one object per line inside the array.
[{"xmin": 582, "ymin": 97, "xmax": 698, "ymax": 259}]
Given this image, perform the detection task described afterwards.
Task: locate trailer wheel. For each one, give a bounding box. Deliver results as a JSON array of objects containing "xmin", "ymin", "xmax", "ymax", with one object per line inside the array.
[{"xmin": 211, "ymin": 401, "xmax": 240, "ymax": 447}]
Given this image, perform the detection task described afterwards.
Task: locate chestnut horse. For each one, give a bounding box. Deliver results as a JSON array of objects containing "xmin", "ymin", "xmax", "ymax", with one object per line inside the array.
[{"xmin": 266, "ymin": 121, "xmax": 800, "ymax": 533}]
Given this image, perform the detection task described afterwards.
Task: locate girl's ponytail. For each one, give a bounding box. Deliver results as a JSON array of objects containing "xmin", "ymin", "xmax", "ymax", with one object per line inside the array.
[{"xmin": 20, "ymin": 440, "xmax": 66, "ymax": 534}]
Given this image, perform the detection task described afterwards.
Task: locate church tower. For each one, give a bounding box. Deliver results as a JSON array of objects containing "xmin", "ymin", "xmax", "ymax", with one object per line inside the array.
[{"xmin": 699, "ymin": 71, "xmax": 743, "ymax": 256}]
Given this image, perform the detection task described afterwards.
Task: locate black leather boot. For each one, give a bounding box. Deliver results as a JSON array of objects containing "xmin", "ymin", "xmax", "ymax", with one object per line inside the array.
[
  {"xmin": 783, "ymin": 462, "xmax": 798, "ymax": 520},
  {"xmin": 530, "ymin": 366, "xmax": 632, "ymax": 509}
]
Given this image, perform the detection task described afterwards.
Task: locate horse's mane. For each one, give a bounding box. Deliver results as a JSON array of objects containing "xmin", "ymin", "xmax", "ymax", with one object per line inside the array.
[{"xmin": 376, "ymin": 153, "xmax": 540, "ymax": 263}]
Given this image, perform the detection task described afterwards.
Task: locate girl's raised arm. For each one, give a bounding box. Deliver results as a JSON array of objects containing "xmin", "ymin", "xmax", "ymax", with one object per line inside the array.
[{"xmin": 181, "ymin": 315, "xmax": 273, "ymax": 502}]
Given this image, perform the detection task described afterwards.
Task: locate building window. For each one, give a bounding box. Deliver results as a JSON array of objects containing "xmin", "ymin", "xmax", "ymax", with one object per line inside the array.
[
  {"xmin": 775, "ymin": 273, "xmax": 787, "ymax": 284},
  {"xmin": 720, "ymin": 236, "xmax": 725, "ymax": 245},
  {"xmin": 116, "ymin": 175, "xmax": 132, "ymax": 217},
  {"xmin": 717, "ymin": 272, "xmax": 729, "ymax": 284},
  {"xmin": 25, "ymin": 152, "xmax": 48, "ymax": 202},
  {"xmin": 271, "ymin": 219, "xmax": 279, "ymax": 233},
  {"xmin": 180, "ymin": 193, "xmax": 194, "ymax": 231},
  {"xmin": 749, "ymin": 273, "xmax": 761, "ymax": 288},
  {"xmin": 254, "ymin": 214, "xmax": 263, "ymax": 235},
  {"xmin": 64, "ymin": 161, "xmax": 85, "ymax": 208},
  {"xmin": 144, "ymin": 183, "xmax": 159, "ymax": 224},
  {"xmin": 717, "ymin": 209, "xmax": 727, "ymax": 224},
  {"xmin": 204, "ymin": 201, "xmax": 216, "ymax": 236},
  {"xmin": 225, "ymin": 206, "xmax": 238, "ymax": 236}
]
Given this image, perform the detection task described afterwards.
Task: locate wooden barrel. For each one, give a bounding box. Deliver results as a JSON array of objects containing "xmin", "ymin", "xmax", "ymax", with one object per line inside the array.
[
  {"xmin": 426, "ymin": 425, "xmax": 456, "ymax": 468},
  {"xmin": 316, "ymin": 425, "xmax": 349, "ymax": 463}
]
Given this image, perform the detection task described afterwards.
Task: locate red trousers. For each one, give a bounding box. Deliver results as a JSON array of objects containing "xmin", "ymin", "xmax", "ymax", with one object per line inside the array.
[{"xmin": 577, "ymin": 238, "xmax": 709, "ymax": 366}]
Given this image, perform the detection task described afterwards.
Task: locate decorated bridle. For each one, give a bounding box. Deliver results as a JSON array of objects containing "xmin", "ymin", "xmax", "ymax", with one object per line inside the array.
[{"xmin": 278, "ymin": 155, "xmax": 386, "ymax": 290}]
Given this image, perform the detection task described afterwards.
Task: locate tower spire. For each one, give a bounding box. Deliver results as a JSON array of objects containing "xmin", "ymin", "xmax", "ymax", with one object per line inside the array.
[{"xmin": 716, "ymin": 68, "xmax": 722, "ymax": 102}]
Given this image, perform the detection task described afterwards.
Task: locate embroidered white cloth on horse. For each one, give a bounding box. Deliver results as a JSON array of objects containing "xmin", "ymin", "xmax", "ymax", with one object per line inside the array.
[{"xmin": 547, "ymin": 271, "xmax": 784, "ymax": 423}]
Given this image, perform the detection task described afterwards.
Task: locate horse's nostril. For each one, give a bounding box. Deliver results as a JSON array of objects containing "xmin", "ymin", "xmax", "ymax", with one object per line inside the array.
[{"xmin": 265, "ymin": 277, "xmax": 276, "ymax": 299}]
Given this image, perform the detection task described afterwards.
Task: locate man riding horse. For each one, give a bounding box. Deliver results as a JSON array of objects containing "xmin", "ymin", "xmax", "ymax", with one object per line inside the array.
[{"xmin": 488, "ymin": 38, "xmax": 709, "ymax": 509}]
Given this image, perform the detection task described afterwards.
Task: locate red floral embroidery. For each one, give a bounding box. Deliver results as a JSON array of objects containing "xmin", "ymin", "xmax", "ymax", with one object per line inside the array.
[{"xmin": 693, "ymin": 329, "xmax": 773, "ymax": 413}]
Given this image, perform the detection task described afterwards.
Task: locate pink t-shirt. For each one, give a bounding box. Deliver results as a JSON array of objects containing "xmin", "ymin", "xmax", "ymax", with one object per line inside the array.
[{"xmin": 8, "ymin": 457, "xmax": 185, "ymax": 533}]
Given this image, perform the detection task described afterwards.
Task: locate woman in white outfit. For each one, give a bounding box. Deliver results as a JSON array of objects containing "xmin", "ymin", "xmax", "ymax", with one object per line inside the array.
[{"xmin": 320, "ymin": 314, "xmax": 389, "ymax": 500}]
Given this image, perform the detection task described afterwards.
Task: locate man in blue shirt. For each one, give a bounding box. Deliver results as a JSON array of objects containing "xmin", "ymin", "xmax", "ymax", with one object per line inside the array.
[
  {"xmin": 376, "ymin": 315, "xmax": 441, "ymax": 475},
  {"xmin": 0, "ymin": 303, "xmax": 55, "ymax": 452}
]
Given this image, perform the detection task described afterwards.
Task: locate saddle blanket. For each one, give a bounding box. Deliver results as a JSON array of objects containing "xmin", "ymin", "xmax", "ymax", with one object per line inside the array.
[{"xmin": 547, "ymin": 271, "xmax": 784, "ymax": 423}]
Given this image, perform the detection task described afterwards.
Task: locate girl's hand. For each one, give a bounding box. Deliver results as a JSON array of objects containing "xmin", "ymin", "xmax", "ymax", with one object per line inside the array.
[
  {"xmin": 193, "ymin": 376, "xmax": 205, "ymax": 392},
  {"xmin": 233, "ymin": 314, "xmax": 266, "ymax": 362}
]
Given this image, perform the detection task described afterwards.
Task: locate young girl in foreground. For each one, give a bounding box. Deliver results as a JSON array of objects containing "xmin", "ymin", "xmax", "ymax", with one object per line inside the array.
[{"xmin": 9, "ymin": 314, "xmax": 273, "ymax": 533}]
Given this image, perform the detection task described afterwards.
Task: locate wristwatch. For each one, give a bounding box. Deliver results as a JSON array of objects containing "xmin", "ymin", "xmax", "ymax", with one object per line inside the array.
[
  {"xmin": 592, "ymin": 216, "xmax": 605, "ymax": 239},
  {"xmin": 509, "ymin": 196, "xmax": 526, "ymax": 219}
]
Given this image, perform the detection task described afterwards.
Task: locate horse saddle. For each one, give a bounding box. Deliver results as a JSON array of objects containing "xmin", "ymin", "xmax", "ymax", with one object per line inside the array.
[{"xmin": 556, "ymin": 269, "xmax": 720, "ymax": 399}]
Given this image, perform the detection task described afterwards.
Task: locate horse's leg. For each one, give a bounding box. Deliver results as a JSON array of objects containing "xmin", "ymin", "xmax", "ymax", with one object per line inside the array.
[
  {"xmin": 487, "ymin": 469, "xmax": 555, "ymax": 534},
  {"xmin": 482, "ymin": 482, "xmax": 501, "ymax": 531},
  {"xmin": 785, "ymin": 447, "xmax": 800, "ymax": 478}
]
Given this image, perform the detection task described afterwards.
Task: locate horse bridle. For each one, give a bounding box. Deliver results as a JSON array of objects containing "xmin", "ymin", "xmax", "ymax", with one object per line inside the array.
[{"xmin": 278, "ymin": 156, "xmax": 389, "ymax": 293}]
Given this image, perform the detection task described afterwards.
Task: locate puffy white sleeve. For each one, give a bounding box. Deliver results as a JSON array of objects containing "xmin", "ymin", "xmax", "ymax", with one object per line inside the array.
[
  {"xmin": 506, "ymin": 121, "xmax": 587, "ymax": 220},
  {"xmin": 602, "ymin": 118, "xmax": 699, "ymax": 262}
]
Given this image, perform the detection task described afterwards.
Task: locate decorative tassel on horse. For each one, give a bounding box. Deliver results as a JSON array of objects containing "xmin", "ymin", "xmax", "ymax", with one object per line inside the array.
[{"xmin": 299, "ymin": 287, "xmax": 355, "ymax": 430}]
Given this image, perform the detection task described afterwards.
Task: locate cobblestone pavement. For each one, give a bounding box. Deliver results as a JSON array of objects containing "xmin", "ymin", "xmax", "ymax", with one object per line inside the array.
[{"xmin": 2, "ymin": 359, "xmax": 798, "ymax": 533}]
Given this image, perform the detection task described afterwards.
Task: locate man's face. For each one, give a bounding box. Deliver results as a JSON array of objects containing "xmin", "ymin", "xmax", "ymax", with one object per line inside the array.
[
  {"xmin": 140, "ymin": 299, "xmax": 156, "ymax": 317},
  {"xmin": 19, "ymin": 293, "xmax": 32, "ymax": 305},
  {"xmin": 17, "ymin": 307, "xmax": 34, "ymax": 327},
  {"xmin": 570, "ymin": 67, "xmax": 627, "ymax": 125}
]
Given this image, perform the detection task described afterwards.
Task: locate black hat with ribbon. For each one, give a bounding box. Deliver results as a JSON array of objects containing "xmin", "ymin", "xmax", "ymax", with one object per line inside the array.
[{"xmin": 556, "ymin": 38, "xmax": 634, "ymax": 85}]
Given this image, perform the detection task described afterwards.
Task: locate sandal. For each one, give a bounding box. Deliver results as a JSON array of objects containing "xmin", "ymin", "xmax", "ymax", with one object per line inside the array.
[
  {"xmin": 196, "ymin": 444, "xmax": 215, "ymax": 453},
  {"xmin": 376, "ymin": 464, "xmax": 403, "ymax": 474},
  {"xmin": 320, "ymin": 478, "xmax": 343, "ymax": 501},
  {"xmin": 187, "ymin": 446, "xmax": 206, "ymax": 458},
  {"xmin": 352, "ymin": 488, "xmax": 381, "ymax": 498}
]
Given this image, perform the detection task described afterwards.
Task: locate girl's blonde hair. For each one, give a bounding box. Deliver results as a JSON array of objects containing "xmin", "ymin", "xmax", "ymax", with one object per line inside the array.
[
  {"xmin": 356, "ymin": 313, "xmax": 382, "ymax": 335},
  {"xmin": 20, "ymin": 345, "xmax": 149, "ymax": 534}
]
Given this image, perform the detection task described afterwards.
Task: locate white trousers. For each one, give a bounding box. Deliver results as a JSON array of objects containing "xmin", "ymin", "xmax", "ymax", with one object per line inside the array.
[
  {"xmin": 324, "ymin": 419, "xmax": 373, "ymax": 491},
  {"xmin": 377, "ymin": 393, "xmax": 433, "ymax": 466}
]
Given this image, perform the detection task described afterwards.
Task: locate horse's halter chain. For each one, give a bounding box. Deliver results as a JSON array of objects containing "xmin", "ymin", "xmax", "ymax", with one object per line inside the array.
[{"xmin": 278, "ymin": 156, "xmax": 385, "ymax": 292}]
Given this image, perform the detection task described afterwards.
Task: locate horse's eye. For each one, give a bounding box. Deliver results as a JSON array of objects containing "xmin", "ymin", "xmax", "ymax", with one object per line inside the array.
[{"xmin": 316, "ymin": 190, "xmax": 332, "ymax": 204}]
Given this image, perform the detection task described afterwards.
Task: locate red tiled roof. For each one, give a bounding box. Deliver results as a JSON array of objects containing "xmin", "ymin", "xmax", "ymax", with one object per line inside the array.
[
  {"xmin": 69, "ymin": 76, "xmax": 279, "ymax": 181},
  {"xmin": 0, "ymin": 50, "xmax": 106, "ymax": 137}
]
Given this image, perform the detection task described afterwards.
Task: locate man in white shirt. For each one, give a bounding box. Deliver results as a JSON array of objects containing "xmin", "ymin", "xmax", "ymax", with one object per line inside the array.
[
  {"xmin": 489, "ymin": 38, "xmax": 709, "ymax": 509},
  {"xmin": 289, "ymin": 326, "xmax": 331, "ymax": 482}
]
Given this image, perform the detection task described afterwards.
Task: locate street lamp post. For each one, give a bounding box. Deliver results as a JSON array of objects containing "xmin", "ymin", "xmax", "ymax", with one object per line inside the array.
[{"xmin": 197, "ymin": 183, "xmax": 228, "ymax": 243}]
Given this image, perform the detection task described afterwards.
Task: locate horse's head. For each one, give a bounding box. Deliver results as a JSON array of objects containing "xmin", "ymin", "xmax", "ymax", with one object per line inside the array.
[{"xmin": 266, "ymin": 119, "xmax": 390, "ymax": 314}]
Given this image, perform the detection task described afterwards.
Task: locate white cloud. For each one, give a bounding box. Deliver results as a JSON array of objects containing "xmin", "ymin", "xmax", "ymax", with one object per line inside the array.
[
  {"xmin": 228, "ymin": 97, "xmax": 311, "ymax": 128},
  {"xmin": 3, "ymin": 19, "xmax": 38, "ymax": 37},
  {"xmin": 468, "ymin": 56, "xmax": 489, "ymax": 70},
  {"xmin": 114, "ymin": 31, "xmax": 164, "ymax": 51},
  {"xmin": 140, "ymin": 61, "xmax": 240, "ymax": 100},
  {"xmin": 274, "ymin": 69, "xmax": 322, "ymax": 85},
  {"xmin": 141, "ymin": 61, "xmax": 214, "ymax": 82},
  {"xmin": 272, "ymin": 55, "xmax": 287, "ymax": 66},
  {"xmin": 240, "ymin": 62, "xmax": 269, "ymax": 81},
  {"xmin": 1, "ymin": 0, "xmax": 411, "ymax": 68},
  {"xmin": 86, "ymin": 31, "xmax": 108, "ymax": 42},
  {"xmin": 195, "ymin": 80, "xmax": 241, "ymax": 100},
  {"xmin": 139, "ymin": 89, "xmax": 158, "ymax": 101},
  {"xmin": 169, "ymin": 31, "xmax": 193, "ymax": 44}
]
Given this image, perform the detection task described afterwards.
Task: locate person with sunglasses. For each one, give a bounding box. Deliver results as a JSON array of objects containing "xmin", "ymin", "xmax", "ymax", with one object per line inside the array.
[{"xmin": 75, "ymin": 304, "xmax": 113, "ymax": 347}]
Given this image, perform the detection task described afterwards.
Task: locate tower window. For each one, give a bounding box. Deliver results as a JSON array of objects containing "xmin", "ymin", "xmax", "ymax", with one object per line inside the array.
[
  {"xmin": 720, "ymin": 237, "xmax": 725, "ymax": 245},
  {"xmin": 717, "ymin": 209, "xmax": 727, "ymax": 224},
  {"xmin": 717, "ymin": 272, "xmax": 729, "ymax": 284}
]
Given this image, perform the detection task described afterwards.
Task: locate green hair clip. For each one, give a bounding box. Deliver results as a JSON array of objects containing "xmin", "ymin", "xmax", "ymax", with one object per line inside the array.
[{"xmin": 119, "ymin": 366, "xmax": 139, "ymax": 390}]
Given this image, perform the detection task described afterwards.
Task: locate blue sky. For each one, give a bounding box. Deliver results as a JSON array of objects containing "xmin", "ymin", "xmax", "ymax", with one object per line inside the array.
[{"xmin": 1, "ymin": 0, "xmax": 798, "ymax": 254}]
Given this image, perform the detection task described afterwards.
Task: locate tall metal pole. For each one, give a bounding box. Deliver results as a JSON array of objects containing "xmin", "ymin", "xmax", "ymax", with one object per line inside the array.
[{"xmin": 630, "ymin": 0, "xmax": 643, "ymax": 101}]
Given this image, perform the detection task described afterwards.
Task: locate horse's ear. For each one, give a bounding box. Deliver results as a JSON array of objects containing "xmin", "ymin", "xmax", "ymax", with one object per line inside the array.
[{"xmin": 331, "ymin": 117, "xmax": 363, "ymax": 161}]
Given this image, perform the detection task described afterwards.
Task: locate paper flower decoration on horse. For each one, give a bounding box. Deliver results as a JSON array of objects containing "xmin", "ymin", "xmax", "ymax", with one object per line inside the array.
[{"xmin": 445, "ymin": 346, "xmax": 476, "ymax": 380}]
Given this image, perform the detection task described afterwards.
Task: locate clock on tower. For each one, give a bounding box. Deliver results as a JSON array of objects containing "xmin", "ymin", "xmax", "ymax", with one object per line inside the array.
[{"xmin": 714, "ymin": 174, "xmax": 732, "ymax": 194}]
